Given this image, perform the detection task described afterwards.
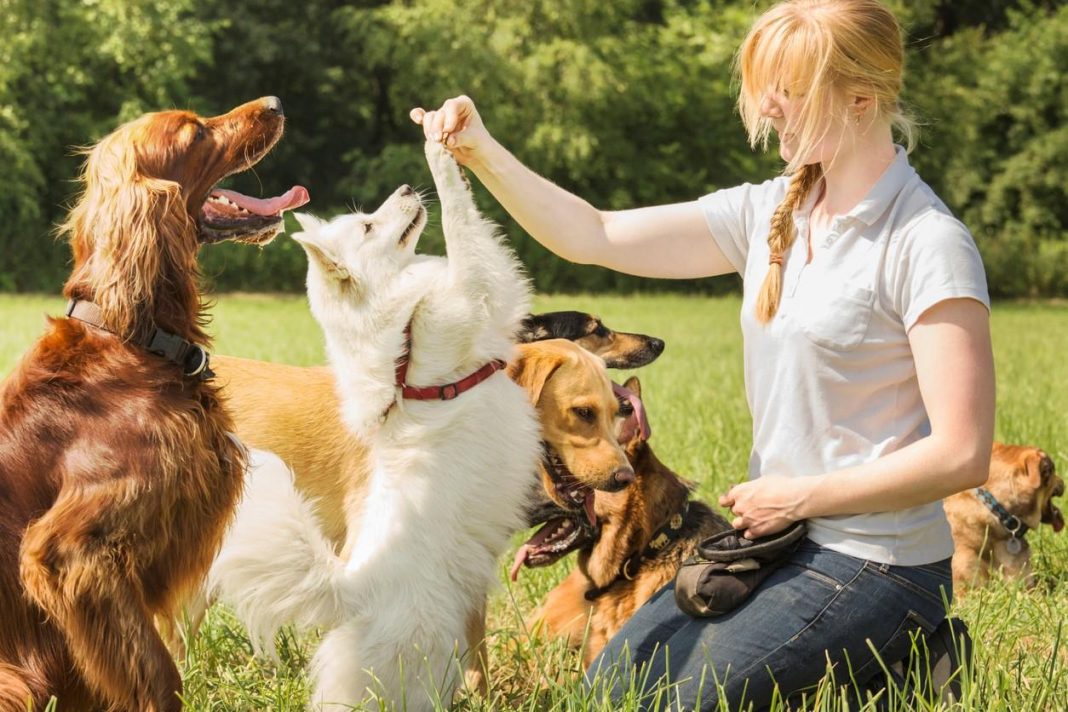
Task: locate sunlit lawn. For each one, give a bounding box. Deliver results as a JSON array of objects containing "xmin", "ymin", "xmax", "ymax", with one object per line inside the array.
[{"xmin": 1, "ymin": 293, "xmax": 1065, "ymax": 710}]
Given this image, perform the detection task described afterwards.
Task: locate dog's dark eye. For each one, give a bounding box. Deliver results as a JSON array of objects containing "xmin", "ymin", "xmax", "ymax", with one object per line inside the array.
[
  {"xmin": 617, "ymin": 397, "xmax": 634, "ymax": 418},
  {"xmin": 572, "ymin": 406, "xmax": 596, "ymax": 423},
  {"xmin": 593, "ymin": 323, "xmax": 610, "ymax": 338},
  {"xmin": 363, "ymin": 222, "xmax": 373, "ymax": 235},
  {"xmin": 193, "ymin": 125, "xmax": 205, "ymax": 142}
]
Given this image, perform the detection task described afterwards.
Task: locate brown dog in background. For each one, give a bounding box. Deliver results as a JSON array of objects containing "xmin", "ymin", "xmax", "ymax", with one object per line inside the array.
[
  {"xmin": 524, "ymin": 377, "xmax": 731, "ymax": 667},
  {"xmin": 0, "ymin": 98, "xmax": 303, "ymax": 711},
  {"xmin": 945, "ymin": 442, "xmax": 1063, "ymax": 592}
]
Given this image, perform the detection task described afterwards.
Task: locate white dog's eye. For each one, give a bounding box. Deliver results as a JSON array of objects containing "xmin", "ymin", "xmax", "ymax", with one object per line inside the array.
[{"xmin": 363, "ymin": 222, "xmax": 373, "ymax": 235}]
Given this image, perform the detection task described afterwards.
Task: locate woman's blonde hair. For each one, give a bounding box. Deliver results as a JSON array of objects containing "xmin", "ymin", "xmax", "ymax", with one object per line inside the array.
[{"xmin": 736, "ymin": 0, "xmax": 914, "ymax": 323}]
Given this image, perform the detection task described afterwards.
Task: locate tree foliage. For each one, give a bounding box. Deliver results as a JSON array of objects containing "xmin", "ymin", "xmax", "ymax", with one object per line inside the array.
[{"xmin": 1, "ymin": 0, "xmax": 1065, "ymax": 296}]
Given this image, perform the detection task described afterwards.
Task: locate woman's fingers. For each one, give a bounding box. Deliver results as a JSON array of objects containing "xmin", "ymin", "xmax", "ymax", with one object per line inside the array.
[
  {"xmin": 412, "ymin": 96, "xmax": 479, "ymax": 140},
  {"xmin": 719, "ymin": 485, "xmax": 738, "ymax": 508},
  {"xmin": 410, "ymin": 96, "xmax": 485, "ymax": 164},
  {"xmin": 413, "ymin": 109, "xmax": 439, "ymax": 140},
  {"xmin": 442, "ymin": 96, "xmax": 471, "ymax": 135}
]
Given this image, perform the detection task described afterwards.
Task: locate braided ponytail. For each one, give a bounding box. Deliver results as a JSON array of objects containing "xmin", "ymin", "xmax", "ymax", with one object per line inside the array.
[{"xmin": 754, "ymin": 163, "xmax": 822, "ymax": 324}]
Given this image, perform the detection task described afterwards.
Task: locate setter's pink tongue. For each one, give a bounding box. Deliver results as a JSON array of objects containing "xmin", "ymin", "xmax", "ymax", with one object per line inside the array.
[{"xmin": 211, "ymin": 186, "xmax": 309, "ymax": 216}]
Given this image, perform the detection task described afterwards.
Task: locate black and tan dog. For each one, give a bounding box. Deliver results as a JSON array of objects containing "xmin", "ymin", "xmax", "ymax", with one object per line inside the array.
[
  {"xmin": 518, "ymin": 311, "xmax": 665, "ymax": 368},
  {"xmin": 519, "ymin": 376, "xmax": 731, "ymax": 668}
]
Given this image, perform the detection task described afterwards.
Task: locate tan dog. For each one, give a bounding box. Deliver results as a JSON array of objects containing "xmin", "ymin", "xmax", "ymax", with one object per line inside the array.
[
  {"xmin": 523, "ymin": 377, "xmax": 731, "ymax": 668},
  {"xmin": 945, "ymin": 442, "xmax": 1064, "ymax": 591},
  {"xmin": 210, "ymin": 339, "xmax": 633, "ymax": 549},
  {"xmin": 180, "ymin": 339, "xmax": 632, "ymax": 687}
]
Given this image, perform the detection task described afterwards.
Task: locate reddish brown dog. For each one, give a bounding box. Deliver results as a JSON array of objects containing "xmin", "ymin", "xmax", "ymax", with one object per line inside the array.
[
  {"xmin": 0, "ymin": 98, "xmax": 304, "ymax": 711},
  {"xmin": 945, "ymin": 442, "xmax": 1063, "ymax": 592}
]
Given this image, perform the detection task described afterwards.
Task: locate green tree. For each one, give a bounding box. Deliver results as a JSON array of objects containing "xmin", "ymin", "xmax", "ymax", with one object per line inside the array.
[{"xmin": 0, "ymin": 0, "xmax": 213, "ymax": 291}]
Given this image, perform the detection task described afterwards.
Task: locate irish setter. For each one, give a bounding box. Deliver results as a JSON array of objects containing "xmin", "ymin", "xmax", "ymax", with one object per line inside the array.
[{"xmin": 0, "ymin": 97, "xmax": 307, "ymax": 711}]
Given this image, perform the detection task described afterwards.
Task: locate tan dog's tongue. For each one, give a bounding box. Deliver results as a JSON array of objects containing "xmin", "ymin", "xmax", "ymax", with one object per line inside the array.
[
  {"xmin": 584, "ymin": 491, "xmax": 597, "ymax": 528},
  {"xmin": 612, "ymin": 382, "xmax": 650, "ymax": 443}
]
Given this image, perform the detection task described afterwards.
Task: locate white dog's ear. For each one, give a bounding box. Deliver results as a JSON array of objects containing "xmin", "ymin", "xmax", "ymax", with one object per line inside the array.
[
  {"xmin": 293, "ymin": 212, "xmax": 326, "ymax": 234},
  {"xmin": 292, "ymin": 232, "xmax": 354, "ymax": 285}
]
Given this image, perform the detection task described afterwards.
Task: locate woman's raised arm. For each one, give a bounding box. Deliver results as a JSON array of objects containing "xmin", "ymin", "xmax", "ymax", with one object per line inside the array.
[{"xmin": 412, "ymin": 95, "xmax": 736, "ymax": 279}]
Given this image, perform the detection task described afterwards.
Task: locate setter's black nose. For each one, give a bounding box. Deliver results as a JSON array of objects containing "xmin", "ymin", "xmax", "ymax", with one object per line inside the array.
[{"xmin": 263, "ymin": 96, "xmax": 283, "ymax": 116}]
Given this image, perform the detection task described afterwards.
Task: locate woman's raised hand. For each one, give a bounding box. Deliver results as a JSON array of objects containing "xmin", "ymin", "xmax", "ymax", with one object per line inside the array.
[{"xmin": 409, "ymin": 95, "xmax": 490, "ymax": 167}]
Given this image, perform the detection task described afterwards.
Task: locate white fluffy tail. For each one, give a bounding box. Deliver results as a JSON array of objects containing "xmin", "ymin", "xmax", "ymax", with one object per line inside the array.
[{"xmin": 208, "ymin": 448, "xmax": 345, "ymax": 656}]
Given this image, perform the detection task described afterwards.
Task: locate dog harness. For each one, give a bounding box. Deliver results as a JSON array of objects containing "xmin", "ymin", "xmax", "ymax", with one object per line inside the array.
[
  {"xmin": 973, "ymin": 487, "xmax": 1029, "ymax": 555},
  {"xmin": 64, "ymin": 299, "xmax": 213, "ymax": 380},
  {"xmin": 393, "ymin": 320, "xmax": 505, "ymax": 401}
]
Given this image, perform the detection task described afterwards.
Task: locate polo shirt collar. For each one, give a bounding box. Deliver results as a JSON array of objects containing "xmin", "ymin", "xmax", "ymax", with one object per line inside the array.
[
  {"xmin": 793, "ymin": 145, "xmax": 915, "ymax": 229},
  {"xmin": 844, "ymin": 145, "xmax": 915, "ymax": 226}
]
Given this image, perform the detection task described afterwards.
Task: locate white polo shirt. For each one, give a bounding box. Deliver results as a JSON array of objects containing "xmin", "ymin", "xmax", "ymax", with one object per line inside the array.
[{"xmin": 699, "ymin": 147, "xmax": 990, "ymax": 565}]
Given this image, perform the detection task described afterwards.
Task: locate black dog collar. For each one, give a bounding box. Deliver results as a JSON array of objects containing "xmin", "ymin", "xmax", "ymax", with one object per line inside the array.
[
  {"xmin": 974, "ymin": 487, "xmax": 1028, "ymax": 553},
  {"xmin": 65, "ymin": 299, "xmax": 213, "ymax": 380}
]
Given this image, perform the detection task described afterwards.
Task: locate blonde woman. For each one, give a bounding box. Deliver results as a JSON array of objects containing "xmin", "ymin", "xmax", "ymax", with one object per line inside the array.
[{"xmin": 413, "ymin": 0, "xmax": 993, "ymax": 707}]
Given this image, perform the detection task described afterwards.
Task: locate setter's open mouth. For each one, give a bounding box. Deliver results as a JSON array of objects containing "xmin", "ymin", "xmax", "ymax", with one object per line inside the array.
[{"xmin": 199, "ymin": 185, "xmax": 309, "ymax": 246}]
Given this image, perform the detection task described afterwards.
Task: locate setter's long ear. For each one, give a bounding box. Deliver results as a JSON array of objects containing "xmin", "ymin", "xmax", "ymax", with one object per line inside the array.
[
  {"xmin": 508, "ymin": 342, "xmax": 567, "ymax": 406},
  {"xmin": 61, "ymin": 121, "xmax": 200, "ymax": 341}
]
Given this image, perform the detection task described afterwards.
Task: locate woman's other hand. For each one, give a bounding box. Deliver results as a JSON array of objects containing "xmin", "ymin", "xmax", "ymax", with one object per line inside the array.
[
  {"xmin": 410, "ymin": 95, "xmax": 491, "ymax": 167},
  {"xmin": 719, "ymin": 476, "xmax": 813, "ymax": 539}
]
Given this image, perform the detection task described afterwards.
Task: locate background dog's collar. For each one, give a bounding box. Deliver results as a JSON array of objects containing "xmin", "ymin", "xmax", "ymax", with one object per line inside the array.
[
  {"xmin": 974, "ymin": 487, "xmax": 1029, "ymax": 540},
  {"xmin": 65, "ymin": 299, "xmax": 213, "ymax": 380}
]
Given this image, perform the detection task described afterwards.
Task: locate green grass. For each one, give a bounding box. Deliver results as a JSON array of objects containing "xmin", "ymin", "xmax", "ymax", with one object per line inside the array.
[{"xmin": 1, "ymin": 293, "xmax": 1066, "ymax": 711}]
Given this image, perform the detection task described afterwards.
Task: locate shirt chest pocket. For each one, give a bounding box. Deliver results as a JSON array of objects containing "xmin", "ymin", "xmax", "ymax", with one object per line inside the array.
[{"xmin": 797, "ymin": 281, "xmax": 875, "ymax": 350}]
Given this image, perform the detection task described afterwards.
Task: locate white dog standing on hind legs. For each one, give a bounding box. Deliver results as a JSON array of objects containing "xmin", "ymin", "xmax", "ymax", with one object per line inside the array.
[{"xmin": 209, "ymin": 141, "xmax": 541, "ymax": 711}]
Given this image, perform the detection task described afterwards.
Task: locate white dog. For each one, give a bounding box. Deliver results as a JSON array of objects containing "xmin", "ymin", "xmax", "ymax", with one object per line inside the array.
[{"xmin": 209, "ymin": 142, "xmax": 541, "ymax": 710}]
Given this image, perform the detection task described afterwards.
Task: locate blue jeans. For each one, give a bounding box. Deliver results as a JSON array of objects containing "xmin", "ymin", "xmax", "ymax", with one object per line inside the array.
[{"xmin": 587, "ymin": 539, "xmax": 953, "ymax": 711}]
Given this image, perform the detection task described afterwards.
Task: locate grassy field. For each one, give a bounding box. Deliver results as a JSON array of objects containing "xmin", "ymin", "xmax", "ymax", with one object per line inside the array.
[{"xmin": 1, "ymin": 293, "xmax": 1065, "ymax": 711}]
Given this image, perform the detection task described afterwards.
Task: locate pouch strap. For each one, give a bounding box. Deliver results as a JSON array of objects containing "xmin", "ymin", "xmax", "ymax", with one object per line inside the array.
[{"xmin": 695, "ymin": 520, "xmax": 807, "ymax": 563}]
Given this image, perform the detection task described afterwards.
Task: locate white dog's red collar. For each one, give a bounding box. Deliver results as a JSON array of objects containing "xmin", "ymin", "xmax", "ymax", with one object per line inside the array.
[{"xmin": 394, "ymin": 320, "xmax": 505, "ymax": 401}]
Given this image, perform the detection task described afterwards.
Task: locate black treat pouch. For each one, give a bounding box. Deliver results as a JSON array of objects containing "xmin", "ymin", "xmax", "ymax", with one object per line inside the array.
[{"xmin": 675, "ymin": 521, "xmax": 807, "ymax": 617}]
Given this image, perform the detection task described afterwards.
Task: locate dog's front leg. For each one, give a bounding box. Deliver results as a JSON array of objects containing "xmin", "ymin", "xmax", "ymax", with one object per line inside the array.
[
  {"xmin": 20, "ymin": 489, "xmax": 184, "ymax": 712},
  {"xmin": 424, "ymin": 141, "xmax": 526, "ymax": 308},
  {"xmin": 462, "ymin": 602, "xmax": 489, "ymax": 697}
]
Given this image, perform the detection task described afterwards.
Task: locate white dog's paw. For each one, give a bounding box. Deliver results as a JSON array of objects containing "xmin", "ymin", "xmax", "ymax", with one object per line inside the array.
[{"xmin": 424, "ymin": 140, "xmax": 469, "ymax": 191}]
